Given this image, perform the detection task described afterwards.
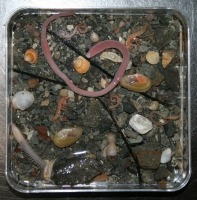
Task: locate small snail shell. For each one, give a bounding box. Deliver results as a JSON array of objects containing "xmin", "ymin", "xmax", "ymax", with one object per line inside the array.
[
  {"xmin": 90, "ymin": 31, "xmax": 99, "ymax": 43},
  {"xmin": 73, "ymin": 56, "xmax": 90, "ymax": 74},
  {"xmin": 51, "ymin": 126, "xmax": 83, "ymax": 148},
  {"xmin": 148, "ymin": 101, "xmax": 160, "ymax": 111},
  {"xmin": 146, "ymin": 51, "xmax": 160, "ymax": 65},
  {"xmin": 12, "ymin": 91, "xmax": 34, "ymax": 110},
  {"xmin": 24, "ymin": 48, "xmax": 38, "ymax": 64},
  {"xmin": 120, "ymin": 74, "xmax": 152, "ymax": 93}
]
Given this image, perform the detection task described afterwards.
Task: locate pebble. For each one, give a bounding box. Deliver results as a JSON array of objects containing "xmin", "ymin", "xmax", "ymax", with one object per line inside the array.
[
  {"xmin": 133, "ymin": 142, "xmax": 162, "ymax": 169},
  {"xmin": 51, "ymin": 84, "xmax": 62, "ymax": 91},
  {"xmin": 142, "ymin": 170, "xmax": 155, "ymax": 184},
  {"xmin": 99, "ymin": 118, "xmax": 113, "ymax": 133},
  {"xmin": 67, "ymin": 24, "xmax": 74, "ymax": 31},
  {"xmin": 54, "ymin": 51, "xmax": 61, "ymax": 60},
  {"xmin": 41, "ymin": 98, "xmax": 50, "ymax": 106},
  {"xmin": 122, "ymin": 101, "xmax": 136, "ymax": 114},
  {"xmin": 129, "ymin": 114, "xmax": 153, "ymax": 134},
  {"xmin": 59, "ymin": 88, "xmax": 68, "ymax": 97},
  {"xmin": 128, "ymin": 135, "xmax": 143, "ymax": 144},
  {"xmin": 67, "ymin": 90, "xmax": 75, "ymax": 98},
  {"xmin": 27, "ymin": 79, "xmax": 39, "ymax": 88},
  {"xmin": 117, "ymin": 112, "xmax": 128, "ymax": 128},
  {"xmin": 155, "ymin": 167, "xmax": 171, "ymax": 180},
  {"xmin": 160, "ymin": 148, "xmax": 172, "ymax": 164},
  {"xmin": 164, "ymin": 121, "xmax": 175, "ymax": 138}
]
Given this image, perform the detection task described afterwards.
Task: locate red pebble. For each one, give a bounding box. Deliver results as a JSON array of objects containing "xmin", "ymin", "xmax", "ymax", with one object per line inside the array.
[{"xmin": 35, "ymin": 126, "xmax": 49, "ymax": 140}]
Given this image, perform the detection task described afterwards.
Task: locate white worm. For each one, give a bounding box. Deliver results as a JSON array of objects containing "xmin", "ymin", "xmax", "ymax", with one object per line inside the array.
[{"xmin": 11, "ymin": 123, "xmax": 47, "ymax": 169}]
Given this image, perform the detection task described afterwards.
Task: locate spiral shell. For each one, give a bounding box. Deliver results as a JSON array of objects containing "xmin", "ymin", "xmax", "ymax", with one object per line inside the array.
[
  {"xmin": 24, "ymin": 48, "xmax": 38, "ymax": 64},
  {"xmin": 148, "ymin": 101, "xmax": 160, "ymax": 111},
  {"xmin": 12, "ymin": 91, "xmax": 34, "ymax": 110},
  {"xmin": 73, "ymin": 56, "xmax": 90, "ymax": 74},
  {"xmin": 51, "ymin": 126, "xmax": 83, "ymax": 148}
]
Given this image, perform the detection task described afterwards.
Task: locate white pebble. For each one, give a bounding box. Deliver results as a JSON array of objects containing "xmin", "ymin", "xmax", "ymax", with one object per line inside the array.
[
  {"xmin": 67, "ymin": 25, "xmax": 74, "ymax": 31},
  {"xmin": 12, "ymin": 91, "xmax": 34, "ymax": 110},
  {"xmin": 129, "ymin": 114, "xmax": 153, "ymax": 134},
  {"xmin": 160, "ymin": 148, "xmax": 172, "ymax": 164}
]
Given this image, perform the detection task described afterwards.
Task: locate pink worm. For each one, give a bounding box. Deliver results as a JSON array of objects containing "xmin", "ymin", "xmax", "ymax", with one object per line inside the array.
[{"xmin": 41, "ymin": 12, "xmax": 130, "ymax": 97}]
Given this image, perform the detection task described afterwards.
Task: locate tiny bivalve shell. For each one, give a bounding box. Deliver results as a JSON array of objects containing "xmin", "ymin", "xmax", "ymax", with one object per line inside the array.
[
  {"xmin": 129, "ymin": 114, "xmax": 153, "ymax": 134},
  {"xmin": 12, "ymin": 91, "xmax": 34, "ymax": 110}
]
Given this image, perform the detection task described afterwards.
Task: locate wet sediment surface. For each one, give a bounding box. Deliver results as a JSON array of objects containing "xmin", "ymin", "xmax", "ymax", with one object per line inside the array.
[{"xmin": 9, "ymin": 11, "xmax": 188, "ymax": 189}]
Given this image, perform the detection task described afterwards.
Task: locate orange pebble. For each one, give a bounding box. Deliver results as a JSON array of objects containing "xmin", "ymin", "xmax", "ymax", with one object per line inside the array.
[
  {"xmin": 24, "ymin": 48, "xmax": 38, "ymax": 64},
  {"xmin": 73, "ymin": 56, "xmax": 90, "ymax": 74}
]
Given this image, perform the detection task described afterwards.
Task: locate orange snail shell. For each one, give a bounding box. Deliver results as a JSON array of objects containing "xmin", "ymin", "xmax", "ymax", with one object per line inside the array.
[
  {"xmin": 73, "ymin": 56, "xmax": 90, "ymax": 74},
  {"xmin": 120, "ymin": 73, "xmax": 152, "ymax": 92},
  {"xmin": 24, "ymin": 48, "xmax": 38, "ymax": 64}
]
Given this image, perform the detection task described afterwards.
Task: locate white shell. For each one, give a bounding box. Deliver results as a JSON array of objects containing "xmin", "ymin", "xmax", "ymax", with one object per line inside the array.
[
  {"xmin": 12, "ymin": 91, "xmax": 34, "ymax": 110},
  {"xmin": 100, "ymin": 52, "xmax": 123, "ymax": 63},
  {"xmin": 148, "ymin": 101, "xmax": 160, "ymax": 111},
  {"xmin": 90, "ymin": 31, "xmax": 99, "ymax": 42},
  {"xmin": 129, "ymin": 114, "xmax": 153, "ymax": 134},
  {"xmin": 160, "ymin": 148, "xmax": 172, "ymax": 164}
]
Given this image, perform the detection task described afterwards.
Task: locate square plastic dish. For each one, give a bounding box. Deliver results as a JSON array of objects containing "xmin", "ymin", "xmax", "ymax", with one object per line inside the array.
[{"xmin": 6, "ymin": 8, "xmax": 190, "ymax": 193}]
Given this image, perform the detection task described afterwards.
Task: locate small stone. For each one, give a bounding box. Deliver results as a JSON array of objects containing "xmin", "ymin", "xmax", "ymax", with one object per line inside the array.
[
  {"xmin": 133, "ymin": 142, "xmax": 162, "ymax": 169},
  {"xmin": 67, "ymin": 90, "xmax": 75, "ymax": 98},
  {"xmin": 129, "ymin": 114, "xmax": 153, "ymax": 134},
  {"xmin": 142, "ymin": 170, "xmax": 155, "ymax": 184},
  {"xmin": 123, "ymin": 101, "xmax": 136, "ymax": 114},
  {"xmin": 51, "ymin": 84, "xmax": 62, "ymax": 91},
  {"xmin": 124, "ymin": 128, "xmax": 139, "ymax": 138},
  {"xmin": 160, "ymin": 148, "xmax": 172, "ymax": 164},
  {"xmin": 99, "ymin": 118, "xmax": 113, "ymax": 133},
  {"xmin": 54, "ymin": 51, "xmax": 61, "ymax": 60},
  {"xmin": 27, "ymin": 79, "xmax": 39, "ymax": 88},
  {"xmin": 44, "ymin": 90, "xmax": 50, "ymax": 98},
  {"xmin": 60, "ymin": 89, "xmax": 68, "ymax": 97},
  {"xmin": 70, "ymin": 72, "xmax": 81, "ymax": 84},
  {"xmin": 117, "ymin": 112, "xmax": 128, "ymax": 128},
  {"xmin": 67, "ymin": 24, "xmax": 74, "ymax": 31},
  {"xmin": 128, "ymin": 135, "xmax": 143, "ymax": 144},
  {"xmin": 41, "ymin": 98, "xmax": 50, "ymax": 106},
  {"xmin": 146, "ymin": 51, "xmax": 160, "ymax": 64},
  {"xmin": 138, "ymin": 45, "xmax": 149, "ymax": 53},
  {"xmin": 155, "ymin": 167, "xmax": 171, "ymax": 180},
  {"xmin": 164, "ymin": 121, "xmax": 175, "ymax": 138}
]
